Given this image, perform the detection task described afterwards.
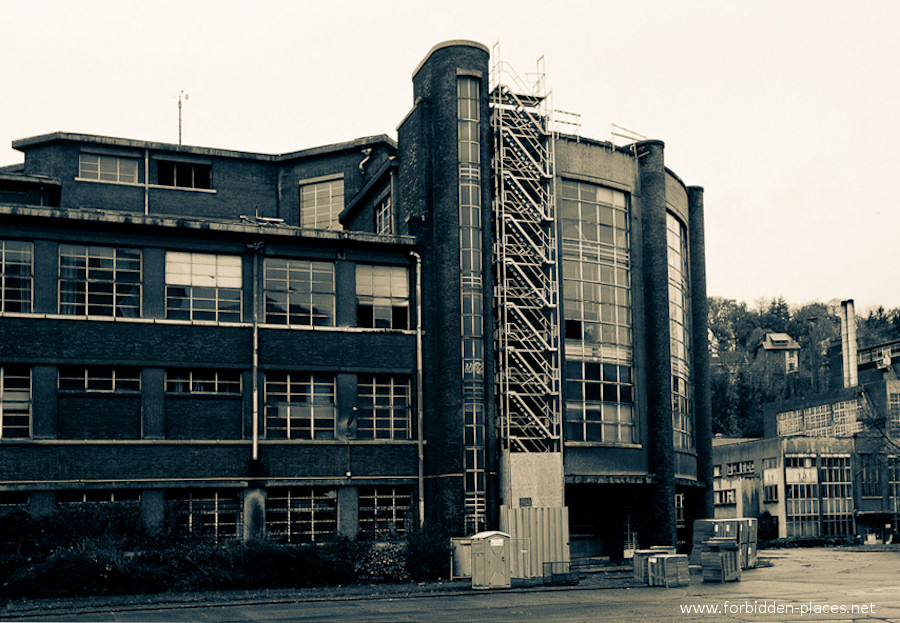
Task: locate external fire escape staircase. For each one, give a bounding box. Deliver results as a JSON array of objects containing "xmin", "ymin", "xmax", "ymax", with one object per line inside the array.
[{"xmin": 491, "ymin": 54, "xmax": 562, "ymax": 454}]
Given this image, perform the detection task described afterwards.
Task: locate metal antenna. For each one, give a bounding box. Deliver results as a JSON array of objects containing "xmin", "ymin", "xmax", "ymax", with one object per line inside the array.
[{"xmin": 177, "ymin": 90, "xmax": 189, "ymax": 145}]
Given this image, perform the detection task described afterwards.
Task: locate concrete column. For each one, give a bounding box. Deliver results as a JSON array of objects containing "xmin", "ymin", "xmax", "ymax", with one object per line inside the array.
[
  {"xmin": 141, "ymin": 489, "xmax": 166, "ymax": 533},
  {"xmin": 32, "ymin": 240, "xmax": 58, "ymax": 314},
  {"xmin": 637, "ymin": 140, "xmax": 676, "ymax": 546},
  {"xmin": 688, "ymin": 186, "xmax": 714, "ymax": 520},
  {"xmin": 243, "ymin": 488, "xmax": 266, "ymax": 541},
  {"xmin": 337, "ymin": 486, "xmax": 359, "ymax": 538},
  {"xmin": 335, "ymin": 260, "xmax": 356, "ymax": 328},
  {"xmin": 31, "ymin": 365, "xmax": 57, "ymax": 439},
  {"xmin": 142, "ymin": 247, "xmax": 166, "ymax": 319},
  {"xmin": 29, "ymin": 491, "xmax": 55, "ymax": 517},
  {"xmin": 141, "ymin": 368, "xmax": 165, "ymax": 439}
]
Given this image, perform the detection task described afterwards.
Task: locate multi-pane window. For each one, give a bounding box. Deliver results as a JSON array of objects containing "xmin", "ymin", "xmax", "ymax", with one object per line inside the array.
[
  {"xmin": 375, "ymin": 196, "xmax": 393, "ymax": 235},
  {"xmin": 714, "ymin": 489, "xmax": 736, "ymax": 506},
  {"xmin": 560, "ymin": 181, "xmax": 632, "ymax": 357},
  {"xmin": 263, "ymin": 259, "xmax": 334, "ymax": 326},
  {"xmin": 356, "ymin": 374, "xmax": 411, "ymax": 440},
  {"xmin": 266, "ymin": 487, "xmax": 337, "ymax": 544},
  {"xmin": 264, "ymin": 372, "xmax": 336, "ymax": 440},
  {"xmin": 300, "ymin": 178, "xmax": 343, "ymax": 230},
  {"xmin": 890, "ymin": 457, "xmax": 900, "ymax": 531},
  {"xmin": 820, "ymin": 455, "xmax": 854, "ymax": 536},
  {"xmin": 675, "ymin": 493, "xmax": 685, "ymax": 529},
  {"xmin": 786, "ymin": 483, "xmax": 819, "ymax": 537},
  {"xmin": 459, "ymin": 75, "xmax": 486, "ymax": 535},
  {"xmin": 861, "ymin": 454, "xmax": 881, "ymax": 497},
  {"xmin": 166, "ymin": 489, "xmax": 242, "ymax": 543},
  {"xmin": 0, "ymin": 366, "xmax": 31, "ymax": 439},
  {"xmin": 358, "ymin": 486, "xmax": 412, "ymax": 536},
  {"xmin": 165, "ymin": 252, "xmax": 241, "ymax": 322},
  {"xmin": 165, "ymin": 370, "xmax": 242, "ymax": 395},
  {"xmin": 59, "ymin": 245, "xmax": 141, "ymax": 317},
  {"xmin": 58, "ymin": 367, "xmax": 141, "ymax": 393},
  {"xmin": 565, "ymin": 360, "xmax": 635, "ymax": 443},
  {"xmin": 157, "ymin": 160, "xmax": 211, "ymax": 189},
  {"xmin": 1, "ymin": 241, "xmax": 32, "ymax": 313},
  {"xmin": 78, "ymin": 154, "xmax": 139, "ymax": 184},
  {"xmin": 57, "ymin": 490, "xmax": 140, "ymax": 504},
  {"xmin": 356, "ymin": 265, "xmax": 409, "ymax": 329},
  {"xmin": 667, "ymin": 213, "xmax": 693, "ymax": 451},
  {"xmin": 763, "ymin": 484, "xmax": 779, "ymax": 503},
  {"xmin": 890, "ymin": 394, "xmax": 900, "ymax": 438}
]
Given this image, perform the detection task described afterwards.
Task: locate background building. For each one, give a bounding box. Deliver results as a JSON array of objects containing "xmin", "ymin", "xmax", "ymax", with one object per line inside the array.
[
  {"xmin": 0, "ymin": 41, "xmax": 711, "ymax": 559},
  {"xmin": 715, "ymin": 301, "xmax": 900, "ymax": 543}
]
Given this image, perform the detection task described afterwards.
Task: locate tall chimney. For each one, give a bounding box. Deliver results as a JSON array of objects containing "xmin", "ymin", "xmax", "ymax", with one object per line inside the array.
[{"xmin": 840, "ymin": 299, "xmax": 858, "ymax": 387}]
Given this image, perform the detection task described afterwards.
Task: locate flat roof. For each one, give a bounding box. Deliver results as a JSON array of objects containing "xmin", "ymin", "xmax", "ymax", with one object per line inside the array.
[{"xmin": 11, "ymin": 132, "xmax": 397, "ymax": 163}]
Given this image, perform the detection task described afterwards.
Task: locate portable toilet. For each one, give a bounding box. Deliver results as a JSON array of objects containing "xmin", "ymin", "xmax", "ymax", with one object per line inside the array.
[{"xmin": 470, "ymin": 531, "xmax": 511, "ymax": 589}]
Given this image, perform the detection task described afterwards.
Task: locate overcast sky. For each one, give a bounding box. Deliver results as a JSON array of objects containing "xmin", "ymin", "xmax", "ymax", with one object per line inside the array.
[{"xmin": 3, "ymin": 1, "xmax": 898, "ymax": 313}]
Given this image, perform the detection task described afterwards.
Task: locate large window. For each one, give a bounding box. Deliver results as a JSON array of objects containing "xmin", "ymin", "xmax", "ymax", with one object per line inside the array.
[
  {"xmin": 263, "ymin": 259, "xmax": 334, "ymax": 326},
  {"xmin": 264, "ymin": 372, "xmax": 336, "ymax": 440},
  {"xmin": 0, "ymin": 241, "xmax": 32, "ymax": 313},
  {"xmin": 786, "ymin": 483, "xmax": 819, "ymax": 537},
  {"xmin": 358, "ymin": 486, "xmax": 412, "ymax": 537},
  {"xmin": 861, "ymin": 454, "xmax": 881, "ymax": 498},
  {"xmin": 79, "ymin": 154, "xmax": 139, "ymax": 184},
  {"xmin": 156, "ymin": 160, "xmax": 211, "ymax": 189},
  {"xmin": 165, "ymin": 252, "xmax": 241, "ymax": 322},
  {"xmin": 356, "ymin": 265, "xmax": 409, "ymax": 329},
  {"xmin": 266, "ymin": 487, "xmax": 337, "ymax": 544},
  {"xmin": 300, "ymin": 177, "xmax": 343, "ymax": 230},
  {"xmin": 59, "ymin": 367, "xmax": 141, "ymax": 393},
  {"xmin": 166, "ymin": 489, "xmax": 242, "ymax": 543},
  {"xmin": 565, "ymin": 359, "xmax": 635, "ymax": 443},
  {"xmin": 0, "ymin": 366, "xmax": 31, "ymax": 439},
  {"xmin": 59, "ymin": 245, "xmax": 141, "ymax": 317},
  {"xmin": 356, "ymin": 374, "xmax": 411, "ymax": 440},
  {"xmin": 820, "ymin": 455, "xmax": 854, "ymax": 536}
]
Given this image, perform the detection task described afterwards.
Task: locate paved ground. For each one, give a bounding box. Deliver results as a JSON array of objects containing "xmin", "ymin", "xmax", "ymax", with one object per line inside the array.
[{"xmin": 3, "ymin": 547, "xmax": 899, "ymax": 622}]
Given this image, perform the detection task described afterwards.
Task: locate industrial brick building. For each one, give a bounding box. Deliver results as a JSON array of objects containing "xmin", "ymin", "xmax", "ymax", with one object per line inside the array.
[
  {"xmin": 0, "ymin": 40, "xmax": 712, "ymax": 559},
  {"xmin": 714, "ymin": 302, "xmax": 900, "ymax": 543}
]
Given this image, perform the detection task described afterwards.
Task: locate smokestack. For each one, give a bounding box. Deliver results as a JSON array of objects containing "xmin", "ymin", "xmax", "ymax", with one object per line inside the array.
[{"xmin": 840, "ymin": 299, "xmax": 858, "ymax": 388}]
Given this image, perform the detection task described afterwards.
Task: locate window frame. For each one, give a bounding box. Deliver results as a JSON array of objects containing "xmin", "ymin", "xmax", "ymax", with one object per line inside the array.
[
  {"xmin": 58, "ymin": 244, "xmax": 142, "ymax": 318},
  {"xmin": 0, "ymin": 240, "xmax": 33, "ymax": 313},
  {"xmin": 0, "ymin": 366, "xmax": 31, "ymax": 439},
  {"xmin": 165, "ymin": 252, "xmax": 242, "ymax": 323},
  {"xmin": 263, "ymin": 258, "xmax": 335, "ymax": 327},
  {"xmin": 356, "ymin": 374, "xmax": 412, "ymax": 441},
  {"xmin": 263, "ymin": 372, "xmax": 337, "ymax": 440},
  {"xmin": 78, "ymin": 153, "xmax": 139, "ymax": 184},
  {"xmin": 165, "ymin": 370, "xmax": 242, "ymax": 395},
  {"xmin": 58, "ymin": 366, "xmax": 141, "ymax": 393},
  {"xmin": 355, "ymin": 264, "xmax": 409, "ymax": 330},
  {"xmin": 299, "ymin": 176, "xmax": 344, "ymax": 230},
  {"xmin": 155, "ymin": 160, "xmax": 212, "ymax": 190}
]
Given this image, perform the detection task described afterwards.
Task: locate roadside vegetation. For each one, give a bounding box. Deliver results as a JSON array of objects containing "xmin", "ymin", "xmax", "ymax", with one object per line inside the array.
[{"xmin": 0, "ymin": 503, "xmax": 450, "ymax": 601}]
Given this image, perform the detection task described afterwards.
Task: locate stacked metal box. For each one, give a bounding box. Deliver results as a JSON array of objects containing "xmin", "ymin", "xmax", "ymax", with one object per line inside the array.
[
  {"xmin": 648, "ymin": 554, "xmax": 691, "ymax": 587},
  {"xmin": 700, "ymin": 538, "xmax": 741, "ymax": 582}
]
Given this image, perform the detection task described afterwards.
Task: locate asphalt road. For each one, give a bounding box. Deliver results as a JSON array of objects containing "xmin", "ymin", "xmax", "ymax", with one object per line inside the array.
[{"xmin": 11, "ymin": 548, "xmax": 900, "ymax": 623}]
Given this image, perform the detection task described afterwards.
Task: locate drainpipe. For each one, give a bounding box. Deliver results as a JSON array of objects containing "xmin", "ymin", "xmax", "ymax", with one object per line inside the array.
[
  {"xmin": 248, "ymin": 241, "xmax": 265, "ymax": 461},
  {"xmin": 143, "ymin": 149, "xmax": 150, "ymax": 215},
  {"xmin": 411, "ymin": 250, "xmax": 425, "ymax": 526}
]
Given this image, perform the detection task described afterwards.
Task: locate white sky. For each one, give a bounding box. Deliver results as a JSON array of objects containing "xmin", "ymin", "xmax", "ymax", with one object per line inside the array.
[{"xmin": 3, "ymin": 0, "xmax": 899, "ymax": 312}]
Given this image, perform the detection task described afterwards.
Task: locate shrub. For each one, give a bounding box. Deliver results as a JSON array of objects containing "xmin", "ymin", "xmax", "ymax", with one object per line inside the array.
[
  {"xmin": 354, "ymin": 542, "xmax": 410, "ymax": 583},
  {"xmin": 404, "ymin": 525, "xmax": 451, "ymax": 581}
]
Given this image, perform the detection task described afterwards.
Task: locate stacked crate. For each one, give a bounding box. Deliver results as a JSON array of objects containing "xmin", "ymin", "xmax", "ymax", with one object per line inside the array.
[
  {"xmin": 648, "ymin": 554, "xmax": 691, "ymax": 587},
  {"xmin": 700, "ymin": 538, "xmax": 741, "ymax": 582},
  {"xmin": 690, "ymin": 519, "xmax": 720, "ymax": 565},
  {"xmin": 691, "ymin": 518, "xmax": 758, "ymax": 569},
  {"xmin": 632, "ymin": 550, "xmax": 655, "ymax": 583}
]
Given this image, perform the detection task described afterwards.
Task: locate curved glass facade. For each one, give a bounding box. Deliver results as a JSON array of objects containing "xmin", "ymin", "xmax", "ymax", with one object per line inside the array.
[
  {"xmin": 561, "ymin": 180, "xmax": 635, "ymax": 444},
  {"xmin": 458, "ymin": 76, "xmax": 486, "ymax": 533},
  {"xmin": 667, "ymin": 212, "xmax": 693, "ymax": 451}
]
